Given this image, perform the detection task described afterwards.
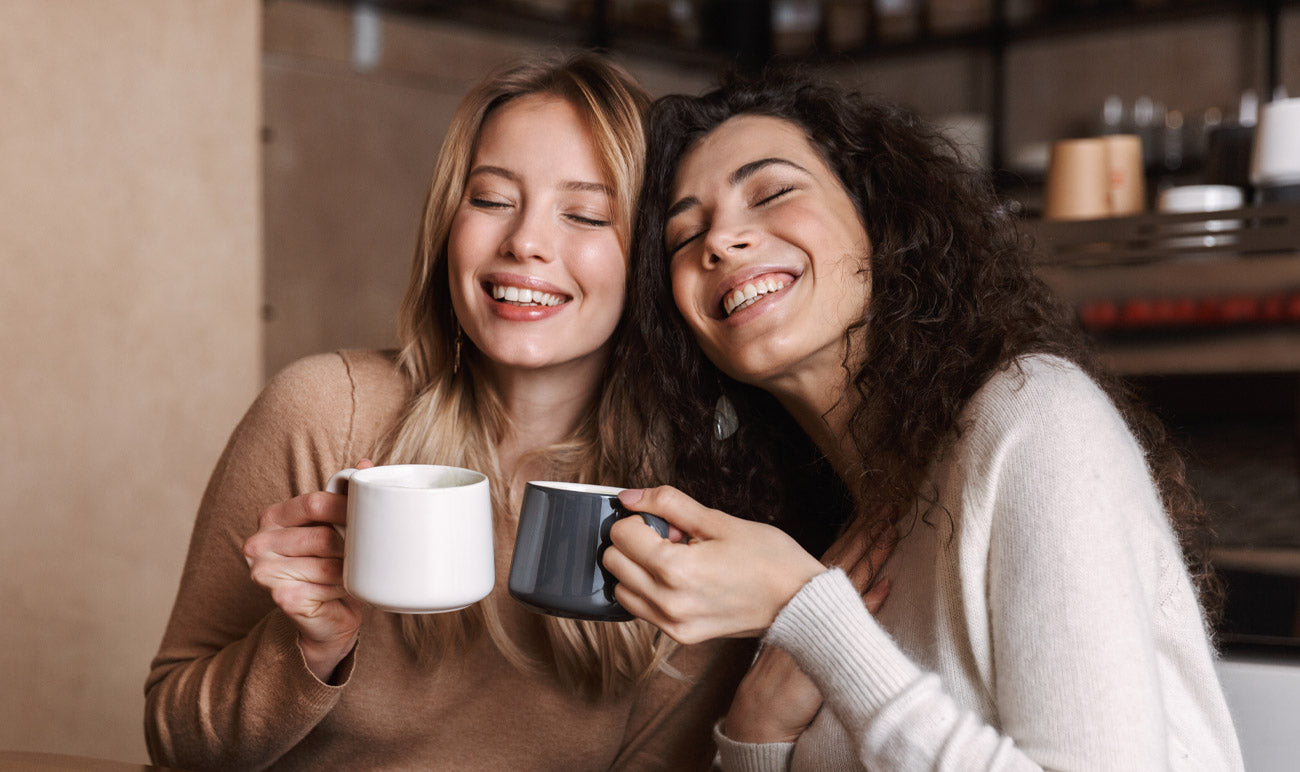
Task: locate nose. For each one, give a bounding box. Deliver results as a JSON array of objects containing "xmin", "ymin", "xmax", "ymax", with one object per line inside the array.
[
  {"xmin": 500, "ymin": 205, "xmax": 554, "ymax": 263},
  {"xmin": 700, "ymin": 219, "xmax": 755, "ymax": 270}
]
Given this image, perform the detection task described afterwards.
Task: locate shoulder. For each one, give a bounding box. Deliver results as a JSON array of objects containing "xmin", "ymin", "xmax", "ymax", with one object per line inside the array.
[
  {"xmin": 958, "ymin": 354, "xmax": 1133, "ymax": 459},
  {"xmin": 967, "ymin": 354, "xmax": 1111, "ymax": 425},
  {"xmin": 239, "ymin": 349, "xmax": 408, "ymax": 464},
  {"xmin": 258, "ymin": 350, "xmax": 405, "ymax": 416},
  {"xmin": 949, "ymin": 354, "xmax": 1163, "ymax": 536},
  {"xmin": 948, "ymin": 354, "xmax": 1153, "ymax": 512}
]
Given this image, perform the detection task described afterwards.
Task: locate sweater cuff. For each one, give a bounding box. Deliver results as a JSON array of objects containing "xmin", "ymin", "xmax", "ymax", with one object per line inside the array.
[
  {"xmin": 766, "ymin": 568, "xmax": 920, "ymax": 721},
  {"xmin": 267, "ymin": 612, "xmax": 351, "ymax": 710},
  {"xmin": 713, "ymin": 719, "xmax": 794, "ymax": 772}
]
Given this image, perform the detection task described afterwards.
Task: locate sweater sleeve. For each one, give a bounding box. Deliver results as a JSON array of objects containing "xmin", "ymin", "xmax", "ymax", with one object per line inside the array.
[
  {"xmin": 766, "ymin": 570, "xmax": 1039, "ymax": 770},
  {"xmin": 144, "ymin": 352, "xmax": 364, "ymax": 771},
  {"xmin": 756, "ymin": 359, "xmax": 1238, "ymax": 771},
  {"xmin": 713, "ymin": 720, "xmax": 795, "ymax": 772}
]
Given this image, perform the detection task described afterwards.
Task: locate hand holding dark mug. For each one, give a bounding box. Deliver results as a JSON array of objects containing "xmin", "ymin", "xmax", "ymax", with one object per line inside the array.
[{"xmin": 508, "ymin": 482, "xmax": 669, "ymax": 621}]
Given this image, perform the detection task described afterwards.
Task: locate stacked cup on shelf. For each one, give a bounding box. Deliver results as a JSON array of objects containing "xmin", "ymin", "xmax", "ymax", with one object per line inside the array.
[{"xmin": 1043, "ymin": 134, "xmax": 1145, "ymax": 220}]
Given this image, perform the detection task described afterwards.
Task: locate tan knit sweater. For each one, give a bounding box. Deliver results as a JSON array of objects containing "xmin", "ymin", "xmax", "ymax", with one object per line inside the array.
[{"xmin": 145, "ymin": 350, "xmax": 751, "ymax": 772}]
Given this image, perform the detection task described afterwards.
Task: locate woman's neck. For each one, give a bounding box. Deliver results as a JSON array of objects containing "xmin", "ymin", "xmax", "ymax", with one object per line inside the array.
[
  {"xmin": 758, "ymin": 346, "xmax": 864, "ymax": 487},
  {"xmin": 483, "ymin": 358, "xmax": 605, "ymax": 483},
  {"xmin": 771, "ymin": 377, "xmax": 860, "ymax": 485}
]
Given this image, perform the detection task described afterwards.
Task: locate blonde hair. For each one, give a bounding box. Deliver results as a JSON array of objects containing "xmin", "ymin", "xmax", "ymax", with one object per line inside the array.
[{"xmin": 372, "ymin": 52, "xmax": 671, "ymax": 700}]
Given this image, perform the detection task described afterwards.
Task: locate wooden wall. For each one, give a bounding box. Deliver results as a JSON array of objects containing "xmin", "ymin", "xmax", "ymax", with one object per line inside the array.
[{"xmin": 0, "ymin": 0, "xmax": 261, "ymax": 763}]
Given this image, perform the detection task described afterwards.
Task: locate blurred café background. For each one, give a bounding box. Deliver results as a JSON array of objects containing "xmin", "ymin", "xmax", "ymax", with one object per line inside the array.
[{"xmin": 1, "ymin": 0, "xmax": 1298, "ymax": 766}]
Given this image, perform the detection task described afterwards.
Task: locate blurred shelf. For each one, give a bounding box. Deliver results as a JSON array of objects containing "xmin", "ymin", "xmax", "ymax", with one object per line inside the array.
[
  {"xmin": 1030, "ymin": 203, "xmax": 1300, "ymax": 376},
  {"xmin": 342, "ymin": 0, "xmax": 1295, "ymax": 175},
  {"xmin": 1215, "ymin": 547, "xmax": 1300, "ymax": 576},
  {"xmin": 353, "ymin": 0, "xmax": 1299, "ymax": 64}
]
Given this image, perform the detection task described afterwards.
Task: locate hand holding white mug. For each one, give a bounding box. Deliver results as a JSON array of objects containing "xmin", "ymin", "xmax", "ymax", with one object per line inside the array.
[
  {"xmin": 243, "ymin": 460, "xmax": 373, "ymax": 683},
  {"xmin": 601, "ymin": 485, "xmax": 828, "ymax": 644}
]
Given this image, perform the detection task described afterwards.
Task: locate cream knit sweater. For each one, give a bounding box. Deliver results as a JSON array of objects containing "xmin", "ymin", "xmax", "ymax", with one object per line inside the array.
[{"xmin": 716, "ymin": 354, "xmax": 1243, "ymax": 771}]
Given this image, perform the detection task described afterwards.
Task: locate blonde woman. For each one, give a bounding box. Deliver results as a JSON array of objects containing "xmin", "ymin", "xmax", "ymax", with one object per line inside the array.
[{"xmin": 144, "ymin": 53, "xmax": 750, "ymax": 771}]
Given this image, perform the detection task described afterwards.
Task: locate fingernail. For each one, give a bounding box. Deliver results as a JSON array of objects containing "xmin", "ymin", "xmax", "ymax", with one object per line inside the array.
[{"xmin": 618, "ymin": 488, "xmax": 644, "ymax": 506}]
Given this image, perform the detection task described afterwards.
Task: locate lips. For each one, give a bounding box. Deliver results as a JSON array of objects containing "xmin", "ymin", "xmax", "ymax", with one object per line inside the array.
[
  {"xmin": 488, "ymin": 283, "xmax": 566, "ymax": 307},
  {"xmin": 717, "ymin": 270, "xmax": 797, "ymax": 318},
  {"xmin": 481, "ymin": 274, "xmax": 572, "ymax": 309}
]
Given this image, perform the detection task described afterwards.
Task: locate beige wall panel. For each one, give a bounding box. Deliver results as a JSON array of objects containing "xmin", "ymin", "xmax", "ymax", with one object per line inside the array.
[
  {"xmin": 263, "ymin": 60, "xmax": 460, "ymax": 374},
  {"xmin": 0, "ymin": 0, "xmax": 260, "ymax": 764}
]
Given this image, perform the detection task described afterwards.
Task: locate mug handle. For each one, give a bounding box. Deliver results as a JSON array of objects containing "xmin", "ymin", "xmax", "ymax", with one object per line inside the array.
[
  {"xmin": 599, "ymin": 511, "xmax": 670, "ymax": 606},
  {"xmin": 326, "ymin": 467, "xmax": 358, "ymax": 495},
  {"xmin": 325, "ymin": 468, "xmax": 358, "ymax": 537}
]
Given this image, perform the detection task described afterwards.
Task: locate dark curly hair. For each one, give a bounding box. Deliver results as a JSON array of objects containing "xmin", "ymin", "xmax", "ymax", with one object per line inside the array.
[{"xmin": 620, "ymin": 68, "xmax": 1221, "ymax": 619}]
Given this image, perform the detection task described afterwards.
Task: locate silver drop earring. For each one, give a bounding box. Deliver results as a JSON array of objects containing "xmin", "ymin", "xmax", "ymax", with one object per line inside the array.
[{"xmin": 714, "ymin": 393, "xmax": 739, "ymax": 440}]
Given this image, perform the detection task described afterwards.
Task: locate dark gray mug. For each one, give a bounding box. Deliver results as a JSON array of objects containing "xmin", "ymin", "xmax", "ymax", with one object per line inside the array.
[{"xmin": 508, "ymin": 481, "xmax": 669, "ymax": 621}]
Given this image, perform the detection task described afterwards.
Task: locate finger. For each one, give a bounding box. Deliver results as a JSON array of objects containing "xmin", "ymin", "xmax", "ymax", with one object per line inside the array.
[
  {"xmin": 258, "ymin": 492, "xmax": 342, "ymax": 532},
  {"xmin": 602, "ymin": 542, "xmax": 664, "ymax": 595},
  {"xmin": 269, "ymin": 576, "xmax": 352, "ymax": 614},
  {"xmin": 866, "ymin": 525, "xmax": 898, "ymax": 565},
  {"xmin": 825, "ymin": 522, "xmax": 896, "ymax": 579},
  {"xmin": 608, "ymin": 515, "xmax": 678, "ymax": 570},
  {"xmin": 259, "ymin": 523, "xmax": 344, "ymax": 559},
  {"xmin": 250, "ymin": 556, "xmax": 346, "ymax": 592},
  {"xmin": 289, "ymin": 490, "xmax": 349, "ymax": 527},
  {"xmin": 618, "ymin": 485, "xmax": 722, "ymax": 540},
  {"xmin": 861, "ymin": 577, "xmax": 890, "ymax": 615},
  {"xmin": 609, "ymin": 578, "xmax": 672, "ymax": 632},
  {"xmin": 356, "ymin": 458, "xmax": 375, "ymax": 469},
  {"xmin": 854, "ymin": 525, "xmax": 897, "ymax": 580},
  {"xmin": 843, "ymin": 548, "xmax": 877, "ymax": 590},
  {"xmin": 823, "ymin": 515, "xmax": 882, "ymax": 565}
]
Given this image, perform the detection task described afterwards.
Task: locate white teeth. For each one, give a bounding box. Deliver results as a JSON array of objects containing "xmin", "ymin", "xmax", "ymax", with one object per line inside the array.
[
  {"xmin": 722, "ymin": 277, "xmax": 787, "ymax": 316},
  {"xmin": 489, "ymin": 283, "xmax": 564, "ymax": 307}
]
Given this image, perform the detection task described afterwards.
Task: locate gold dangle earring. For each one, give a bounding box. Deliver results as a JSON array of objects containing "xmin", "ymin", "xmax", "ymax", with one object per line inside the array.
[{"xmin": 453, "ymin": 325, "xmax": 463, "ymax": 376}]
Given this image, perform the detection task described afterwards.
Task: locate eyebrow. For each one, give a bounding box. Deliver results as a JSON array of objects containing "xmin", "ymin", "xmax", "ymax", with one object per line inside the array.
[
  {"xmin": 467, "ymin": 165, "xmax": 612, "ymax": 196},
  {"xmin": 665, "ymin": 157, "xmax": 811, "ymax": 221}
]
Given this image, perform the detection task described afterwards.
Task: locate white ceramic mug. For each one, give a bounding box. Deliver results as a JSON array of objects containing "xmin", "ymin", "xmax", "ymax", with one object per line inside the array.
[
  {"xmin": 1251, "ymin": 97, "xmax": 1300, "ymax": 189},
  {"xmin": 327, "ymin": 464, "xmax": 494, "ymax": 614}
]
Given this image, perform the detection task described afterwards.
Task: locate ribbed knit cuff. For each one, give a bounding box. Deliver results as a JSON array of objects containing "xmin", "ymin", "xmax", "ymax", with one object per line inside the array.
[
  {"xmin": 766, "ymin": 568, "xmax": 920, "ymax": 721},
  {"xmin": 713, "ymin": 719, "xmax": 794, "ymax": 772},
  {"xmin": 268, "ymin": 611, "xmax": 351, "ymax": 709}
]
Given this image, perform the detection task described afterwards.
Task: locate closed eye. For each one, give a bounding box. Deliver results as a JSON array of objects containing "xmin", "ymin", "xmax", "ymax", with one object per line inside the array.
[
  {"xmin": 566, "ymin": 213, "xmax": 611, "ymax": 227},
  {"xmin": 469, "ymin": 196, "xmax": 510, "ymax": 210},
  {"xmin": 668, "ymin": 230, "xmax": 704, "ymax": 257},
  {"xmin": 755, "ymin": 185, "xmax": 795, "ymax": 206}
]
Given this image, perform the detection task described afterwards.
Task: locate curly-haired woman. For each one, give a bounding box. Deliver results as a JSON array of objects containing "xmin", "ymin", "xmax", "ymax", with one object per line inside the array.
[{"xmin": 604, "ymin": 70, "xmax": 1243, "ymax": 770}]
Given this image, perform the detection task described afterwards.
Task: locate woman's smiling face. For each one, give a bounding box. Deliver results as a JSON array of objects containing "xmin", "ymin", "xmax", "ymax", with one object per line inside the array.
[
  {"xmin": 665, "ymin": 114, "xmax": 871, "ymax": 389},
  {"xmin": 447, "ymin": 93, "xmax": 626, "ymax": 379}
]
